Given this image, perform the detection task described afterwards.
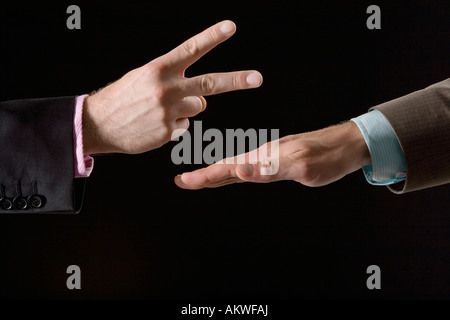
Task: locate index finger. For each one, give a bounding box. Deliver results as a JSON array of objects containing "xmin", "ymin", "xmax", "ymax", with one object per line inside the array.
[
  {"xmin": 174, "ymin": 163, "xmax": 243, "ymax": 190},
  {"xmin": 173, "ymin": 151, "xmax": 255, "ymax": 189},
  {"xmin": 160, "ymin": 20, "xmax": 237, "ymax": 72}
]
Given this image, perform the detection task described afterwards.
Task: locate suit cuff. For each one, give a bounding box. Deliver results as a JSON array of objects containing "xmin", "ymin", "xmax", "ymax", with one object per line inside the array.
[
  {"xmin": 74, "ymin": 94, "xmax": 94, "ymax": 178},
  {"xmin": 351, "ymin": 110, "xmax": 407, "ymax": 185}
]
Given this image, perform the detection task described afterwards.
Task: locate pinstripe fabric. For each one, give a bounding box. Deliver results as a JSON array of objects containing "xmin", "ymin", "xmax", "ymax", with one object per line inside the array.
[
  {"xmin": 371, "ymin": 78, "xmax": 450, "ymax": 194},
  {"xmin": 73, "ymin": 94, "xmax": 94, "ymax": 178},
  {"xmin": 352, "ymin": 110, "xmax": 407, "ymax": 185}
]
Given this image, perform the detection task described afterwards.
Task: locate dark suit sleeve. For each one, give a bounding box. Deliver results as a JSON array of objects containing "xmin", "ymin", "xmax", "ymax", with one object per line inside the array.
[
  {"xmin": 370, "ymin": 78, "xmax": 450, "ymax": 194},
  {"xmin": 0, "ymin": 96, "xmax": 86, "ymax": 213}
]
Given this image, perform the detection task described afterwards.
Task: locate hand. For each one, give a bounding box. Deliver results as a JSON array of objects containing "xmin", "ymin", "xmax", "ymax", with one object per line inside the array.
[
  {"xmin": 174, "ymin": 121, "xmax": 371, "ymax": 189},
  {"xmin": 82, "ymin": 20, "xmax": 263, "ymax": 155}
]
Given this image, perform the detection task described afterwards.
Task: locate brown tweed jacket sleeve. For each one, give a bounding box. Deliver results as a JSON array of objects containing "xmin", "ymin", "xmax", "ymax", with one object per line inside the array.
[{"xmin": 370, "ymin": 78, "xmax": 450, "ymax": 194}]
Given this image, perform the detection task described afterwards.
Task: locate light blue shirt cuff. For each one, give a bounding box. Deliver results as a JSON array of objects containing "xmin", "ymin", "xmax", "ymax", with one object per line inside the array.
[{"xmin": 351, "ymin": 110, "xmax": 407, "ymax": 186}]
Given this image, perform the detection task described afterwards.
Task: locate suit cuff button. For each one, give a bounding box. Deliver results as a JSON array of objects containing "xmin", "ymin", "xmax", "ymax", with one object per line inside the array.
[
  {"xmin": 13, "ymin": 197, "xmax": 28, "ymax": 210},
  {"xmin": 28, "ymin": 195, "xmax": 44, "ymax": 208},
  {"xmin": 0, "ymin": 198, "xmax": 13, "ymax": 210}
]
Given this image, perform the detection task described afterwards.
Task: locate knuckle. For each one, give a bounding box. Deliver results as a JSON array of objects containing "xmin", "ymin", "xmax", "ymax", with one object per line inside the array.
[
  {"xmin": 192, "ymin": 96, "xmax": 203, "ymax": 113},
  {"xmin": 142, "ymin": 59, "xmax": 165, "ymax": 77},
  {"xmin": 157, "ymin": 106, "xmax": 170, "ymax": 121},
  {"xmin": 232, "ymin": 74, "xmax": 240, "ymax": 90},
  {"xmin": 182, "ymin": 118, "xmax": 190, "ymax": 130},
  {"xmin": 162, "ymin": 124, "xmax": 173, "ymax": 140},
  {"xmin": 152, "ymin": 85, "xmax": 167, "ymax": 101},
  {"xmin": 208, "ymin": 28, "xmax": 219, "ymax": 44},
  {"xmin": 152, "ymin": 84, "xmax": 174, "ymax": 102},
  {"xmin": 297, "ymin": 156, "xmax": 319, "ymax": 185},
  {"xmin": 151, "ymin": 123, "xmax": 173, "ymax": 147},
  {"xmin": 300, "ymin": 161, "xmax": 314, "ymax": 181},
  {"xmin": 280, "ymin": 134, "xmax": 295, "ymax": 143},
  {"xmin": 169, "ymin": 120, "xmax": 185, "ymax": 136},
  {"xmin": 201, "ymin": 75, "xmax": 215, "ymax": 94},
  {"xmin": 183, "ymin": 38, "xmax": 199, "ymax": 56}
]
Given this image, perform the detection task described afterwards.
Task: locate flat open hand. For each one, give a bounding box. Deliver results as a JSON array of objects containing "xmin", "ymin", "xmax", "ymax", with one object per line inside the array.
[
  {"xmin": 175, "ymin": 122, "xmax": 371, "ymax": 189},
  {"xmin": 83, "ymin": 20, "xmax": 263, "ymax": 155}
]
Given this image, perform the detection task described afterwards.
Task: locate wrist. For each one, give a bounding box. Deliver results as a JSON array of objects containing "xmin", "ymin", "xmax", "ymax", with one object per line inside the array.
[
  {"xmin": 82, "ymin": 95, "xmax": 100, "ymax": 156},
  {"xmin": 286, "ymin": 121, "xmax": 372, "ymax": 187},
  {"xmin": 340, "ymin": 121, "xmax": 371, "ymax": 170},
  {"xmin": 315, "ymin": 121, "xmax": 371, "ymax": 178}
]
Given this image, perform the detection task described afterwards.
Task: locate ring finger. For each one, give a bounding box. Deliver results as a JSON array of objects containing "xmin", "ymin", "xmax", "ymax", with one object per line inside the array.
[{"xmin": 173, "ymin": 96, "xmax": 207, "ymax": 118}]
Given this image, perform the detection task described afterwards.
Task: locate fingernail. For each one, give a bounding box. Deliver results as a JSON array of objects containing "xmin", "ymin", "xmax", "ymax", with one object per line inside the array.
[
  {"xmin": 220, "ymin": 20, "xmax": 235, "ymax": 34},
  {"xmin": 246, "ymin": 72, "xmax": 262, "ymax": 87},
  {"xmin": 199, "ymin": 96, "xmax": 207, "ymax": 112},
  {"xmin": 239, "ymin": 164, "xmax": 254, "ymax": 176}
]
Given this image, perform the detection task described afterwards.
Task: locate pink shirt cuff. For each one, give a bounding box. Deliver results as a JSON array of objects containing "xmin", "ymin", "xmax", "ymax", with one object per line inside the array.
[{"xmin": 74, "ymin": 94, "xmax": 94, "ymax": 178}]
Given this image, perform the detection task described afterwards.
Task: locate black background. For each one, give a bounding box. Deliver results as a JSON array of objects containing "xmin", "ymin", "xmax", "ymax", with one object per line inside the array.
[{"xmin": 0, "ymin": 0, "xmax": 449, "ymax": 310}]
